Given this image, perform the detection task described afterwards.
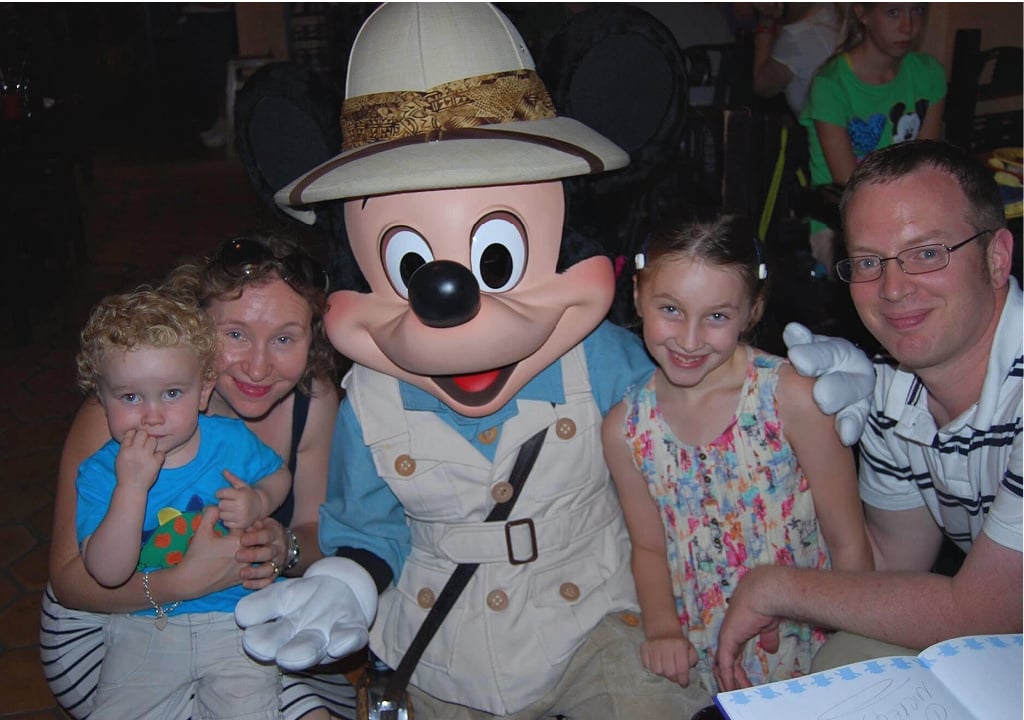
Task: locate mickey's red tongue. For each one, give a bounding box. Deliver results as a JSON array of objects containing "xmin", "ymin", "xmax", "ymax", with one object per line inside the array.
[{"xmin": 452, "ymin": 369, "xmax": 501, "ymax": 393}]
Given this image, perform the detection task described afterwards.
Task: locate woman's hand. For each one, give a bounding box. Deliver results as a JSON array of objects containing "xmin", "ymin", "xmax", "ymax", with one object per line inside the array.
[
  {"xmin": 237, "ymin": 517, "xmax": 287, "ymax": 590},
  {"xmin": 167, "ymin": 506, "xmax": 247, "ymax": 598}
]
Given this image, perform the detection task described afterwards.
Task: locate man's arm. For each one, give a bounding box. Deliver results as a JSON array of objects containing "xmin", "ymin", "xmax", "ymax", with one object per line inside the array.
[{"xmin": 714, "ymin": 530, "xmax": 1023, "ymax": 690}]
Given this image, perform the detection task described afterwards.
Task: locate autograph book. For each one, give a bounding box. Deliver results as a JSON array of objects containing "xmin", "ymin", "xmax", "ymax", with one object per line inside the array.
[{"xmin": 715, "ymin": 634, "xmax": 1022, "ymax": 720}]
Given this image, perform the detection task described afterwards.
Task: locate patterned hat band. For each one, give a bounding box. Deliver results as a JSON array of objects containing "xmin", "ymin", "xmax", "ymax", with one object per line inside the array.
[{"xmin": 341, "ymin": 69, "xmax": 557, "ymax": 151}]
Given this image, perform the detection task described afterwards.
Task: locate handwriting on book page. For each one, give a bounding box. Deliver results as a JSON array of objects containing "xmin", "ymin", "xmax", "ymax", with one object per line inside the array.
[{"xmin": 818, "ymin": 675, "xmax": 956, "ymax": 720}]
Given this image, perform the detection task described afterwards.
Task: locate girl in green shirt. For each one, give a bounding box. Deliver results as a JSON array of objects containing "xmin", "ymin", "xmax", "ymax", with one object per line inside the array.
[{"xmin": 801, "ymin": 3, "xmax": 946, "ymax": 270}]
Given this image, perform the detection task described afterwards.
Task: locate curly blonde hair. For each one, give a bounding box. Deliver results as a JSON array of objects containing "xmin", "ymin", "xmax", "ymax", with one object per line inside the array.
[{"xmin": 76, "ymin": 286, "xmax": 218, "ymax": 397}]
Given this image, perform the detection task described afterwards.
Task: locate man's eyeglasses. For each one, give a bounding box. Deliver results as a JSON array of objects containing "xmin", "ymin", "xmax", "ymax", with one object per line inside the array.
[
  {"xmin": 219, "ymin": 237, "xmax": 329, "ymax": 292},
  {"xmin": 835, "ymin": 229, "xmax": 994, "ymax": 284}
]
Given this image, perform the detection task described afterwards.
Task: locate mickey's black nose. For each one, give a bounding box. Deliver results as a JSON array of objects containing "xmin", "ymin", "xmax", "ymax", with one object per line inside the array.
[{"xmin": 407, "ymin": 260, "xmax": 481, "ymax": 328}]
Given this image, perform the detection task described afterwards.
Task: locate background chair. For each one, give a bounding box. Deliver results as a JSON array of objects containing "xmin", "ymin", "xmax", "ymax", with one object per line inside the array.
[
  {"xmin": 945, "ymin": 28, "xmax": 1023, "ymax": 154},
  {"xmin": 944, "ymin": 29, "xmax": 1023, "ymax": 283}
]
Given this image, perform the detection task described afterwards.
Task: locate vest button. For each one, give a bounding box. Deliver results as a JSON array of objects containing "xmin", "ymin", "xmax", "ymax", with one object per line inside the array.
[
  {"xmin": 621, "ymin": 611, "xmax": 640, "ymax": 627},
  {"xmin": 486, "ymin": 589, "xmax": 509, "ymax": 611},
  {"xmin": 416, "ymin": 588, "xmax": 436, "ymax": 609},
  {"xmin": 478, "ymin": 427, "xmax": 498, "ymax": 444},
  {"xmin": 559, "ymin": 582, "xmax": 580, "ymax": 601},
  {"xmin": 394, "ymin": 454, "xmax": 416, "ymax": 476},
  {"xmin": 491, "ymin": 481, "xmax": 514, "ymax": 503},
  {"xmin": 555, "ymin": 417, "xmax": 576, "ymax": 440}
]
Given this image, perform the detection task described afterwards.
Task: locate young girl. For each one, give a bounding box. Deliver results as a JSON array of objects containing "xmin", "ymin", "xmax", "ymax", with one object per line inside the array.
[
  {"xmin": 602, "ymin": 214, "xmax": 872, "ymax": 693},
  {"xmin": 801, "ymin": 2, "xmax": 945, "ymax": 269}
]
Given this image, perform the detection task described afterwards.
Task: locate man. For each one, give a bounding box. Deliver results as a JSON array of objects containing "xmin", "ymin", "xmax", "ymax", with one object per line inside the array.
[{"xmin": 715, "ymin": 139, "xmax": 1022, "ymax": 690}]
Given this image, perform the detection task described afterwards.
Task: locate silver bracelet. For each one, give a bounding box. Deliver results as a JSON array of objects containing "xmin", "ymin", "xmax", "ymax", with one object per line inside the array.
[
  {"xmin": 283, "ymin": 526, "xmax": 301, "ymax": 573},
  {"xmin": 142, "ymin": 570, "xmax": 181, "ymax": 631}
]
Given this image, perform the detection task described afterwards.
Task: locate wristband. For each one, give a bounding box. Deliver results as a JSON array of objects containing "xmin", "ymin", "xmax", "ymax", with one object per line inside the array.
[{"xmin": 283, "ymin": 526, "xmax": 301, "ymax": 572}]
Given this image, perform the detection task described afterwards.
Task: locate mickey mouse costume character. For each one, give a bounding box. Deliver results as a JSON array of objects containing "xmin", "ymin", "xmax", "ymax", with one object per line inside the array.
[{"xmin": 234, "ymin": 4, "xmax": 874, "ymax": 718}]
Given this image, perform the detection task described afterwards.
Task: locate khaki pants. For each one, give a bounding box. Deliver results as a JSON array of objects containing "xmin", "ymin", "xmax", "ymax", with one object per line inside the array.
[
  {"xmin": 93, "ymin": 611, "xmax": 281, "ymax": 720},
  {"xmin": 408, "ymin": 612, "xmax": 712, "ymax": 719},
  {"xmin": 811, "ymin": 631, "xmax": 917, "ymax": 672}
]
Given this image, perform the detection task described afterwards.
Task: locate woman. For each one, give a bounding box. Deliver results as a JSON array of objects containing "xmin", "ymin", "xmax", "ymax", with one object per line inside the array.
[{"xmin": 41, "ymin": 234, "xmax": 357, "ymax": 720}]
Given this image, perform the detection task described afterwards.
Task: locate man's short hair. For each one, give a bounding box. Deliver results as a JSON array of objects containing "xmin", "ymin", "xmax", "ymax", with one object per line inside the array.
[{"xmin": 840, "ymin": 140, "xmax": 1006, "ymax": 239}]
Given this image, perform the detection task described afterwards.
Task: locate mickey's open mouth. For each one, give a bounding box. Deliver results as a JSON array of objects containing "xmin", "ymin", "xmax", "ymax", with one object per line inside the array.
[{"xmin": 432, "ymin": 363, "xmax": 517, "ymax": 407}]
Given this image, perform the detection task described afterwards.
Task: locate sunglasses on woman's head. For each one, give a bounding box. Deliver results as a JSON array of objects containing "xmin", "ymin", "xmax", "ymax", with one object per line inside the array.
[{"xmin": 218, "ymin": 237, "xmax": 329, "ymax": 292}]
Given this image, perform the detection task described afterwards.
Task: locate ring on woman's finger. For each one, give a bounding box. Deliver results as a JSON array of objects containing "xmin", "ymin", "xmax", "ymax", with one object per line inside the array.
[{"xmin": 268, "ymin": 559, "xmax": 281, "ymax": 576}]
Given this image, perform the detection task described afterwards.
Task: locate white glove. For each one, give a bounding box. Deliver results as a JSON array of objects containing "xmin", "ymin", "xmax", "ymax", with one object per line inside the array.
[
  {"xmin": 235, "ymin": 557, "xmax": 378, "ymax": 671},
  {"xmin": 783, "ymin": 322, "xmax": 875, "ymax": 447}
]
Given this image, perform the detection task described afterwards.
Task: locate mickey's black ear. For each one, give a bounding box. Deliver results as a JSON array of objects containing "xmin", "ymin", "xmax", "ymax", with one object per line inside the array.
[
  {"xmin": 234, "ymin": 61, "xmax": 343, "ymax": 230},
  {"xmin": 889, "ymin": 101, "xmax": 907, "ymax": 126}
]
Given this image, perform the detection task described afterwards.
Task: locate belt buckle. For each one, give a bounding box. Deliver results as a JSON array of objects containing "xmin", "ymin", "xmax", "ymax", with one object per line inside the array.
[{"xmin": 504, "ymin": 518, "xmax": 538, "ymax": 565}]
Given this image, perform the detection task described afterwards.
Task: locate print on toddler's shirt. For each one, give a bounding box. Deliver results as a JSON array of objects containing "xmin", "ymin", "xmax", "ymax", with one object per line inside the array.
[{"xmin": 138, "ymin": 494, "xmax": 228, "ymax": 570}]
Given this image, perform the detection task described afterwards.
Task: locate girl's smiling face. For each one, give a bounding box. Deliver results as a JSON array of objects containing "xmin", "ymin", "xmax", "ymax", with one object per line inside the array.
[{"xmin": 635, "ymin": 255, "xmax": 759, "ymax": 390}]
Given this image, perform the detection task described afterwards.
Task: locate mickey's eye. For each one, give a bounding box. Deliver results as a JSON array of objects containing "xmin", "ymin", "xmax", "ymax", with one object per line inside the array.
[
  {"xmin": 471, "ymin": 212, "xmax": 527, "ymax": 293},
  {"xmin": 382, "ymin": 226, "xmax": 433, "ymax": 299}
]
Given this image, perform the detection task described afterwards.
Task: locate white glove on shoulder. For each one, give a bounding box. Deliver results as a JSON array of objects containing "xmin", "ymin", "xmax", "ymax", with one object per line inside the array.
[
  {"xmin": 783, "ymin": 322, "xmax": 875, "ymax": 447},
  {"xmin": 235, "ymin": 557, "xmax": 378, "ymax": 671}
]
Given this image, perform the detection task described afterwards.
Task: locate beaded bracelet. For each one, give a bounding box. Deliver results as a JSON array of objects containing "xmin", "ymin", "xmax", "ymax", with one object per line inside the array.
[{"xmin": 142, "ymin": 570, "xmax": 181, "ymax": 631}]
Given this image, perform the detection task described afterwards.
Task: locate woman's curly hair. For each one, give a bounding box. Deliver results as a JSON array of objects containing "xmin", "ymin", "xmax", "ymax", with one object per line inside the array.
[
  {"xmin": 161, "ymin": 232, "xmax": 341, "ymax": 394},
  {"xmin": 77, "ymin": 286, "xmax": 218, "ymax": 397}
]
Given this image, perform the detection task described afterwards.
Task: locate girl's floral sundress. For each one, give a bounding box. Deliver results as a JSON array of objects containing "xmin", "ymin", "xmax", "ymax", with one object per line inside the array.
[{"xmin": 623, "ymin": 346, "xmax": 831, "ymax": 692}]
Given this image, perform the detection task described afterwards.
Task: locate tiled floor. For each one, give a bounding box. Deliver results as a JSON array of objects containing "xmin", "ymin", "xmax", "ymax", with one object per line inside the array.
[{"xmin": 0, "ymin": 137, "xmax": 324, "ymax": 718}]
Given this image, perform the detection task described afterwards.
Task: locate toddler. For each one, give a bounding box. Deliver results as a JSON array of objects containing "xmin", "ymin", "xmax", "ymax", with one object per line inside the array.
[{"xmin": 75, "ymin": 285, "xmax": 290, "ymax": 718}]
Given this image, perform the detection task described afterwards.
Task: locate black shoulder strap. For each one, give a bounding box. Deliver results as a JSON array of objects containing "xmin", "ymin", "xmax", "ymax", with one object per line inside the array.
[
  {"xmin": 272, "ymin": 390, "xmax": 311, "ymax": 527},
  {"xmin": 288, "ymin": 389, "xmax": 311, "ymax": 474},
  {"xmin": 386, "ymin": 426, "xmax": 548, "ymax": 695}
]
